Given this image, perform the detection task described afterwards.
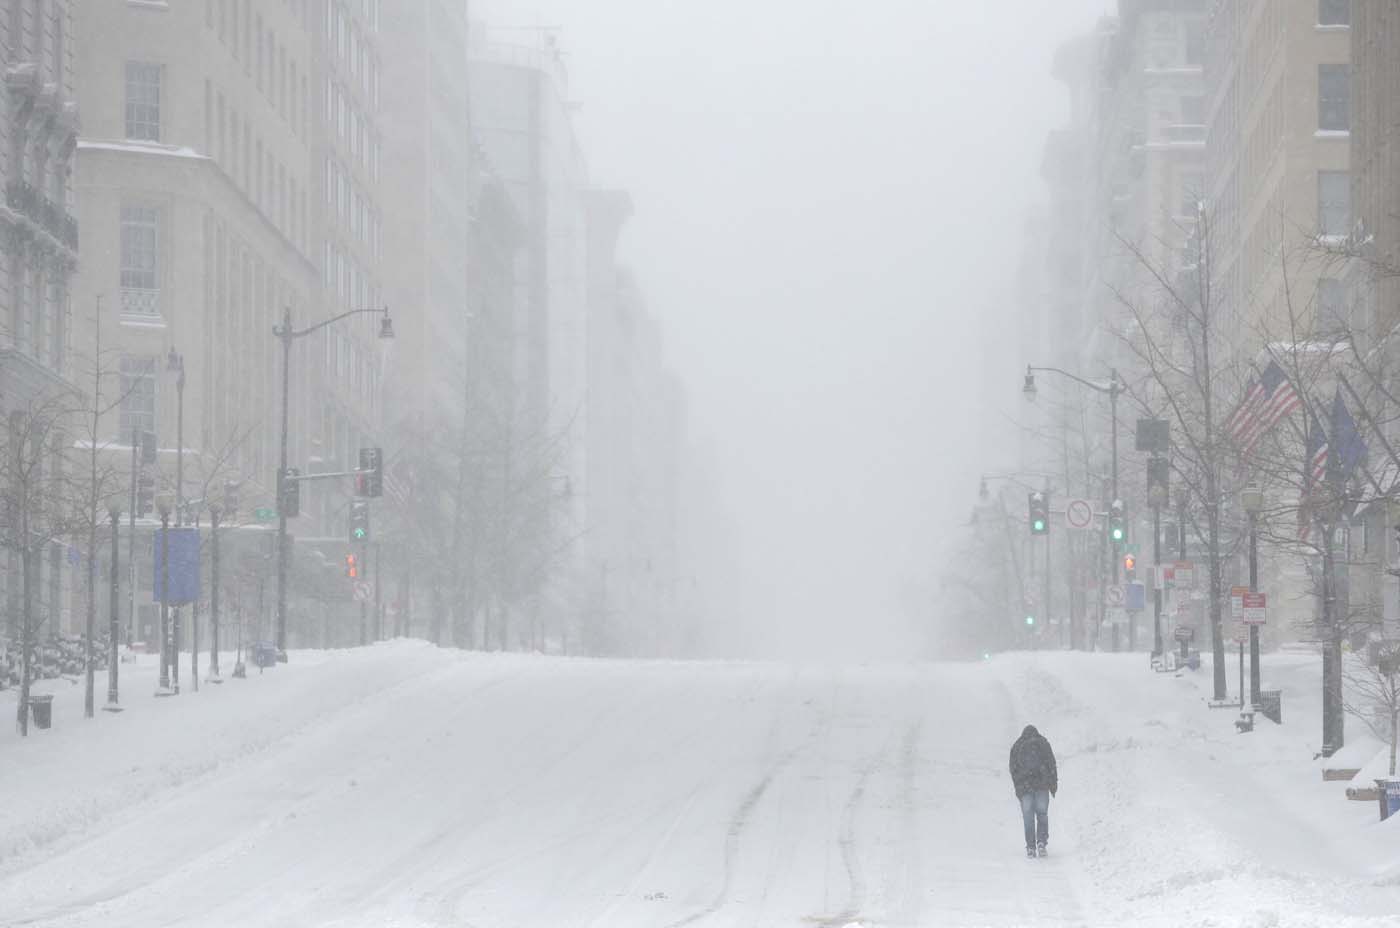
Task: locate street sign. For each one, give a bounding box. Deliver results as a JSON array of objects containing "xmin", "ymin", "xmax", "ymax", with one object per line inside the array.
[
  {"xmin": 1173, "ymin": 561, "xmax": 1195, "ymax": 587},
  {"xmin": 254, "ymin": 507, "xmax": 276, "ymax": 523},
  {"xmin": 1174, "ymin": 626, "xmax": 1194, "ymax": 642},
  {"xmin": 1107, "ymin": 584, "xmax": 1125, "ymax": 607},
  {"xmin": 353, "ymin": 581, "xmax": 372, "ymax": 602},
  {"xmin": 1125, "ymin": 582, "xmax": 1146, "ymax": 611},
  {"xmin": 1242, "ymin": 592, "xmax": 1267, "ymax": 625},
  {"xmin": 1065, "ymin": 498, "xmax": 1094, "ymax": 530},
  {"xmin": 1229, "ymin": 586, "xmax": 1249, "ymax": 619}
]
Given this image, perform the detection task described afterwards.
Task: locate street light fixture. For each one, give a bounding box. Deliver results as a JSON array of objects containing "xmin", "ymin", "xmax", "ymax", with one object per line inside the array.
[{"xmin": 271, "ymin": 305, "xmax": 394, "ymax": 659}]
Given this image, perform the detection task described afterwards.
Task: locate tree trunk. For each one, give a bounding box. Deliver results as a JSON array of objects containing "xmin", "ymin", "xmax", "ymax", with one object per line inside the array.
[
  {"xmin": 84, "ymin": 523, "xmax": 97, "ymax": 718},
  {"xmin": 17, "ymin": 547, "xmax": 33, "ymax": 736}
]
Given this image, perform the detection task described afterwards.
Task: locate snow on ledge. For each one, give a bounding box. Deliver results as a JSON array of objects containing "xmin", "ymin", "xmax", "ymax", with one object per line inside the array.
[{"xmin": 78, "ymin": 139, "xmax": 207, "ymax": 160}]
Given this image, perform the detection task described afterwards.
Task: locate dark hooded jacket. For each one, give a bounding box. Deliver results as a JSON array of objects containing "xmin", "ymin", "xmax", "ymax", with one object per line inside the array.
[{"xmin": 1009, "ymin": 725, "xmax": 1057, "ymax": 797}]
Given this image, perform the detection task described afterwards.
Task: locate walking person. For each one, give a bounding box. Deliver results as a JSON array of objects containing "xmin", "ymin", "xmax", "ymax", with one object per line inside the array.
[{"xmin": 1009, "ymin": 724, "xmax": 1057, "ymax": 858}]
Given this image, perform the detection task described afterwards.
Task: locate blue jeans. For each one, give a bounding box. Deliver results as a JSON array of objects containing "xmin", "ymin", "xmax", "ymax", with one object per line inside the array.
[{"xmin": 1020, "ymin": 789, "xmax": 1050, "ymax": 849}]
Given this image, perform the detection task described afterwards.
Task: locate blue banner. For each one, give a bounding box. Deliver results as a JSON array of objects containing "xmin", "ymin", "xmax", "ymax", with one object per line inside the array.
[{"xmin": 153, "ymin": 527, "xmax": 200, "ymax": 605}]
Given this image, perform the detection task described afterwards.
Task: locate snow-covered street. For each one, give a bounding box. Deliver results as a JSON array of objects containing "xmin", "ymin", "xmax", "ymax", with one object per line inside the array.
[{"xmin": 0, "ymin": 644, "xmax": 1396, "ymax": 927}]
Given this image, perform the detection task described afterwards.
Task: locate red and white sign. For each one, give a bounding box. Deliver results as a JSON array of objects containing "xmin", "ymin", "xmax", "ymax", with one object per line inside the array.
[
  {"xmin": 1229, "ymin": 586, "xmax": 1250, "ymax": 619},
  {"xmin": 1065, "ymin": 498, "xmax": 1094, "ymax": 530},
  {"xmin": 1174, "ymin": 561, "xmax": 1195, "ymax": 587},
  {"xmin": 1241, "ymin": 592, "xmax": 1267, "ymax": 625}
]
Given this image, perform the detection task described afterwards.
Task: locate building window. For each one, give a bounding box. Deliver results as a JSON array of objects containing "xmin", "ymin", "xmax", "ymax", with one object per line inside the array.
[
  {"xmin": 1318, "ymin": 170, "xmax": 1351, "ymax": 237},
  {"xmin": 118, "ymin": 357, "xmax": 157, "ymax": 440},
  {"xmin": 1319, "ymin": 64, "xmax": 1349, "ymax": 131},
  {"xmin": 1317, "ymin": 277, "xmax": 1346, "ymax": 335},
  {"xmin": 120, "ymin": 205, "xmax": 160, "ymax": 314},
  {"xmin": 1319, "ymin": 0, "xmax": 1350, "ymax": 26},
  {"xmin": 1184, "ymin": 18, "xmax": 1204, "ymax": 66},
  {"xmin": 125, "ymin": 61, "xmax": 162, "ymax": 141}
]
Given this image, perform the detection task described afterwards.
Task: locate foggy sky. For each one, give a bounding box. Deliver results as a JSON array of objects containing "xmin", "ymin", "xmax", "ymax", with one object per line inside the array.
[{"xmin": 480, "ymin": 0, "xmax": 1110, "ymax": 658}]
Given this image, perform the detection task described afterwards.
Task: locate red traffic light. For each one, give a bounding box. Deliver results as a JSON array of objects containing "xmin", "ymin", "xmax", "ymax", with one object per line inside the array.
[{"xmin": 345, "ymin": 553, "xmax": 359, "ymax": 579}]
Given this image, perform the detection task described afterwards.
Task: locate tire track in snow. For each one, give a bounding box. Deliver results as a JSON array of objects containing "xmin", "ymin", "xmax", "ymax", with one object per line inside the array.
[{"xmin": 663, "ymin": 678, "xmax": 829, "ymax": 928}]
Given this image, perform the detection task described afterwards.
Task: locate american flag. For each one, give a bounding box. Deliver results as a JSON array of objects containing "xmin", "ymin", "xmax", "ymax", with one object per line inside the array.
[
  {"xmin": 1298, "ymin": 408, "xmax": 1328, "ymax": 542},
  {"xmin": 1226, "ymin": 361, "xmax": 1301, "ymax": 457}
]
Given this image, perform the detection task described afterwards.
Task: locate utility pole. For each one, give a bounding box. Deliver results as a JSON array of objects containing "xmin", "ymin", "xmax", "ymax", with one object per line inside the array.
[
  {"xmin": 128, "ymin": 432, "xmax": 138, "ymax": 646},
  {"xmin": 210, "ymin": 505, "xmax": 222, "ymax": 680},
  {"xmin": 169, "ymin": 350, "xmax": 185, "ymax": 694},
  {"xmin": 157, "ymin": 504, "xmax": 171, "ymax": 694},
  {"xmin": 374, "ymin": 541, "xmax": 383, "ymax": 641}
]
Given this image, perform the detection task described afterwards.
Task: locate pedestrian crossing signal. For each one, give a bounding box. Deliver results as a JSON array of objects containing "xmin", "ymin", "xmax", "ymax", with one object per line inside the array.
[{"xmin": 345, "ymin": 553, "xmax": 359, "ymax": 579}]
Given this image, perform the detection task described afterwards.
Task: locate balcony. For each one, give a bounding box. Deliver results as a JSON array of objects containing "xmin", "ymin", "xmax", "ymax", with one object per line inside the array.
[
  {"xmin": 120, "ymin": 287, "xmax": 161, "ymax": 318},
  {"xmin": 5, "ymin": 180, "xmax": 78, "ymax": 254}
]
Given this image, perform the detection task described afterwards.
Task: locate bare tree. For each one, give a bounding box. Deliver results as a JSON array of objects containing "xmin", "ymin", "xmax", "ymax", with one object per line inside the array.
[
  {"xmin": 1110, "ymin": 210, "xmax": 1244, "ymax": 700},
  {"xmin": 1344, "ymin": 644, "xmax": 1400, "ymax": 777},
  {"xmin": 0, "ymin": 391, "xmax": 81, "ymax": 735}
]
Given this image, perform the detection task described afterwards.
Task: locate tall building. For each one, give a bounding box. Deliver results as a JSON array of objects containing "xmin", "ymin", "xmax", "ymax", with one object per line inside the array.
[
  {"xmin": 583, "ymin": 190, "xmax": 685, "ymax": 656},
  {"xmin": 1206, "ymin": 0, "xmax": 1352, "ymax": 345},
  {"xmin": 0, "ymin": 0, "xmax": 79, "ymax": 636},
  {"xmin": 469, "ymin": 26, "xmax": 592, "ymax": 647},
  {"xmin": 70, "ymin": 0, "xmax": 383, "ymax": 645},
  {"xmin": 379, "ymin": 0, "xmax": 471, "ymax": 416},
  {"xmin": 1350, "ymin": 0, "xmax": 1400, "ymax": 350}
]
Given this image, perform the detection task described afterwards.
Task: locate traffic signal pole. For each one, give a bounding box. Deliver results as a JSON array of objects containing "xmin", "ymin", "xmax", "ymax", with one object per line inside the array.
[
  {"xmin": 1152, "ymin": 501, "xmax": 1163, "ymax": 657},
  {"xmin": 1044, "ymin": 481, "xmax": 1052, "ymax": 646}
]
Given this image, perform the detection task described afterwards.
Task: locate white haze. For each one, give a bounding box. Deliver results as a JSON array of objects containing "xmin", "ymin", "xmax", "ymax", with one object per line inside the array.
[{"xmin": 482, "ymin": 0, "xmax": 1111, "ymax": 658}]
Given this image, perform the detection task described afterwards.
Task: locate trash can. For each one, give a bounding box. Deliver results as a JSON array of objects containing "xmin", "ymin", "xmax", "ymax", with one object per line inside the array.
[
  {"xmin": 1258, "ymin": 689, "xmax": 1282, "ymax": 724},
  {"xmin": 1379, "ymin": 778, "xmax": 1400, "ymax": 821},
  {"xmin": 28, "ymin": 694, "xmax": 53, "ymax": 730}
]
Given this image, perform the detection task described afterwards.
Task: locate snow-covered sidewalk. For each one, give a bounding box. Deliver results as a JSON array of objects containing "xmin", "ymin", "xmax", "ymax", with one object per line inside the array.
[{"xmin": 0, "ymin": 642, "xmax": 1394, "ymax": 927}]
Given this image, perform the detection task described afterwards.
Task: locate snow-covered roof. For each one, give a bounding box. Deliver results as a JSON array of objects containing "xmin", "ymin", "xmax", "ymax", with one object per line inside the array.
[{"xmin": 77, "ymin": 139, "xmax": 207, "ymax": 160}]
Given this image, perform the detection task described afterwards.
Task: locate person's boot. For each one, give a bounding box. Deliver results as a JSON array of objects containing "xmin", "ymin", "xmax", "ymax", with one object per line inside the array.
[
  {"xmin": 1037, "ymin": 842, "xmax": 1047, "ymax": 857},
  {"xmin": 1026, "ymin": 846, "xmax": 1036, "ymax": 859}
]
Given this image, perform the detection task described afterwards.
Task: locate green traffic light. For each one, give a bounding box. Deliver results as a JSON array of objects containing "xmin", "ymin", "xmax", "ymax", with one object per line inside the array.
[
  {"xmin": 1033, "ymin": 519, "xmax": 1046, "ymax": 532},
  {"xmin": 353, "ymin": 528, "xmax": 366, "ymax": 539},
  {"xmin": 1025, "ymin": 615, "xmax": 1035, "ymax": 626},
  {"xmin": 1111, "ymin": 527, "xmax": 1124, "ymax": 541}
]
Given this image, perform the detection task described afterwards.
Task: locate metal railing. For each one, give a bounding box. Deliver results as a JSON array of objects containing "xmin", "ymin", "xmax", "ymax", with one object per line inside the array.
[{"xmin": 120, "ymin": 287, "xmax": 161, "ymax": 316}]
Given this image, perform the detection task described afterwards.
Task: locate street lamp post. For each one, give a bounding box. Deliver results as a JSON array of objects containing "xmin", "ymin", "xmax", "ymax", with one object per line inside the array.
[
  {"xmin": 156, "ymin": 499, "xmax": 172, "ymax": 695},
  {"xmin": 1023, "ymin": 365, "xmax": 1124, "ymax": 649},
  {"xmin": 1241, "ymin": 484, "xmax": 1264, "ymax": 707},
  {"xmin": 167, "ymin": 349, "xmax": 185, "ymax": 694},
  {"xmin": 272, "ymin": 305, "xmax": 393, "ymax": 658},
  {"xmin": 106, "ymin": 507, "xmax": 121, "ymax": 710}
]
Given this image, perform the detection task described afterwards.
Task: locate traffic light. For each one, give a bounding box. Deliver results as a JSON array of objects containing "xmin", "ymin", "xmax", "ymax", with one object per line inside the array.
[
  {"xmin": 1025, "ymin": 614, "xmax": 1036, "ymax": 627},
  {"xmin": 1109, "ymin": 499, "xmax": 1126, "ymax": 543},
  {"xmin": 345, "ymin": 553, "xmax": 359, "ymax": 579},
  {"xmin": 1147, "ymin": 457, "xmax": 1170, "ymax": 506},
  {"xmin": 222, "ymin": 479, "xmax": 242, "ymax": 519},
  {"xmin": 136, "ymin": 473, "xmax": 155, "ymax": 517},
  {"xmin": 280, "ymin": 467, "xmax": 301, "ymax": 518},
  {"xmin": 140, "ymin": 430, "xmax": 158, "ymax": 466},
  {"xmin": 1028, "ymin": 491, "xmax": 1049, "ymax": 535},
  {"xmin": 349, "ymin": 500, "xmax": 370, "ymax": 543},
  {"xmin": 1123, "ymin": 553, "xmax": 1137, "ymax": 579},
  {"xmin": 357, "ymin": 447, "xmax": 383, "ymax": 498}
]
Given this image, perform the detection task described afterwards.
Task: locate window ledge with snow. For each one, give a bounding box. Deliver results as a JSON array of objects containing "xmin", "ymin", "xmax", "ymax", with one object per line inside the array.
[{"xmin": 1315, "ymin": 129, "xmax": 1351, "ymax": 140}]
